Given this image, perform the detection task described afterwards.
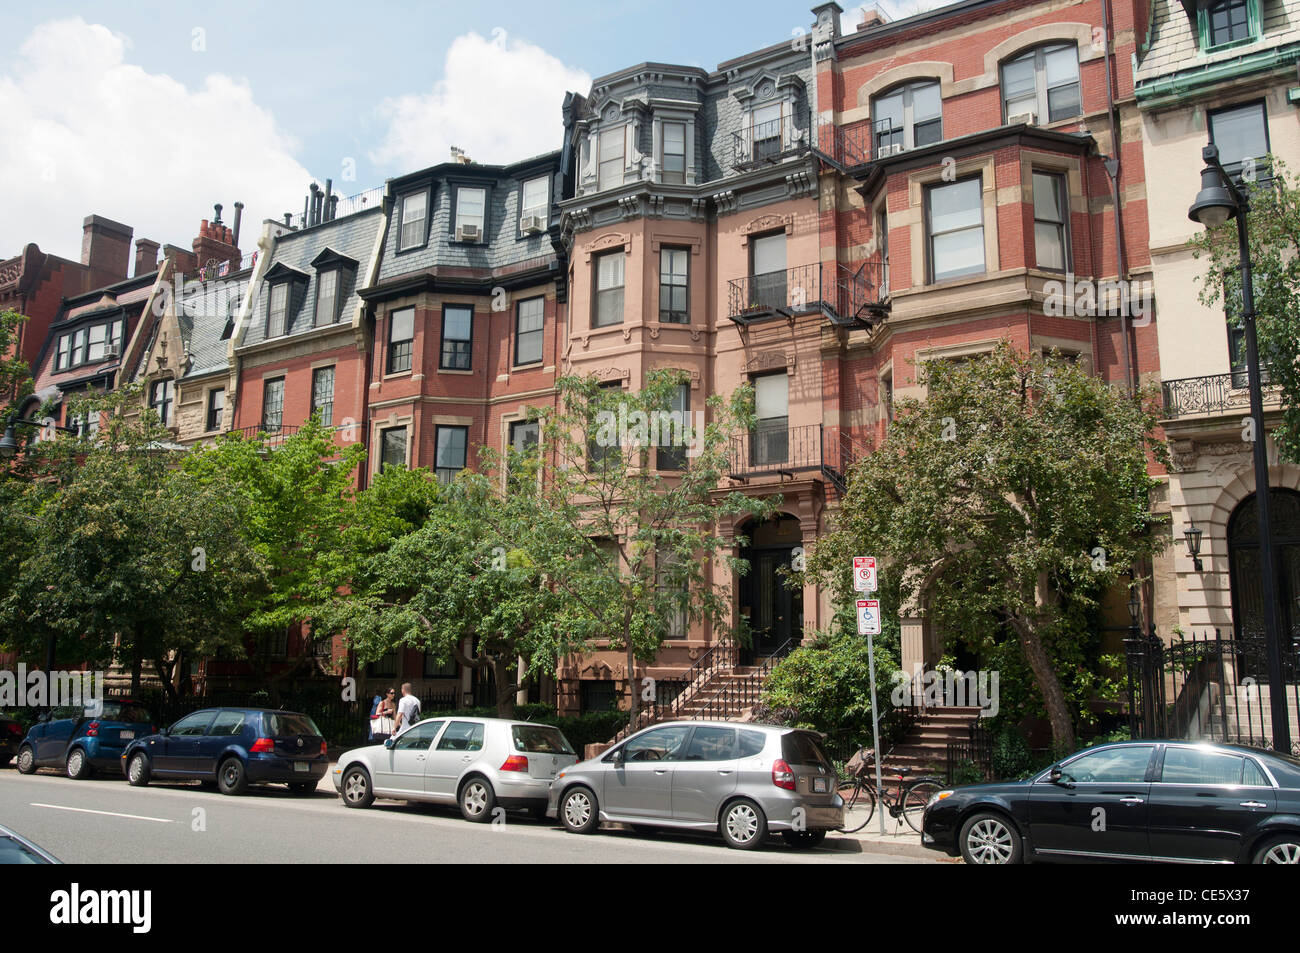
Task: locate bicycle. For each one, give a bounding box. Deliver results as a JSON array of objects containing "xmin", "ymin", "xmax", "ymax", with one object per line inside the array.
[{"xmin": 836, "ymin": 746, "xmax": 944, "ymax": 834}]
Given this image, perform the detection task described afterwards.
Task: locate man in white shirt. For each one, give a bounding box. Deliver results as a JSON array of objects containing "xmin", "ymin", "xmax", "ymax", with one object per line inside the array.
[{"xmin": 394, "ymin": 683, "xmax": 422, "ymax": 735}]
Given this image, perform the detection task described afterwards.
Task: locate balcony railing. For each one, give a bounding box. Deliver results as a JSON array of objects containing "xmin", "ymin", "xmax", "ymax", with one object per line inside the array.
[
  {"xmin": 731, "ymin": 117, "xmax": 805, "ymax": 170},
  {"xmin": 225, "ymin": 424, "xmax": 301, "ymax": 446},
  {"xmin": 728, "ymin": 423, "xmax": 822, "ymax": 480},
  {"xmin": 726, "ymin": 260, "xmax": 888, "ymax": 327},
  {"xmin": 1161, "ymin": 370, "xmax": 1279, "ymax": 420},
  {"xmin": 810, "ymin": 115, "xmax": 874, "ymax": 170}
]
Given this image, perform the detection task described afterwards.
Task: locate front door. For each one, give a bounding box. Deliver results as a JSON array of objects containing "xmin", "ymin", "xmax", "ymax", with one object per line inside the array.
[
  {"xmin": 1028, "ymin": 744, "xmax": 1156, "ymax": 861},
  {"xmin": 741, "ymin": 548, "xmax": 802, "ymax": 661}
]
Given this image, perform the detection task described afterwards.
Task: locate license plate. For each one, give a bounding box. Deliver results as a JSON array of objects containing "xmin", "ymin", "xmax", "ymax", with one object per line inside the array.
[
  {"xmin": 120, "ymin": 731, "xmax": 134, "ymax": 740},
  {"xmin": 812, "ymin": 777, "xmax": 829, "ymax": 793},
  {"xmin": 294, "ymin": 762, "xmax": 310, "ymax": 773}
]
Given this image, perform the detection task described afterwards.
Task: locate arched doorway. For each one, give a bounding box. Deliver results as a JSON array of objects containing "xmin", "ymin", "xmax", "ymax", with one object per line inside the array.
[
  {"xmin": 737, "ymin": 514, "xmax": 803, "ymax": 663},
  {"xmin": 1228, "ymin": 488, "xmax": 1300, "ymax": 682}
]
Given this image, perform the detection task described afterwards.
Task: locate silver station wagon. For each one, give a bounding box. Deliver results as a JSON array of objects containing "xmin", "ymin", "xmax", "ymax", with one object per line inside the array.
[
  {"xmin": 547, "ymin": 721, "xmax": 844, "ymax": 849},
  {"xmin": 333, "ymin": 716, "xmax": 578, "ymax": 822}
]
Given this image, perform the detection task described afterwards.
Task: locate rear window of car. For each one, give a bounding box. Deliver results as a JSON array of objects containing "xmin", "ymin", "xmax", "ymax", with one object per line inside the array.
[
  {"xmin": 737, "ymin": 730, "xmax": 767, "ymax": 758},
  {"xmin": 781, "ymin": 731, "xmax": 833, "ymax": 769},
  {"xmin": 97, "ymin": 702, "xmax": 150, "ymax": 724},
  {"xmin": 264, "ymin": 713, "xmax": 321, "ymax": 737},
  {"xmin": 512, "ymin": 725, "xmax": 575, "ymax": 755}
]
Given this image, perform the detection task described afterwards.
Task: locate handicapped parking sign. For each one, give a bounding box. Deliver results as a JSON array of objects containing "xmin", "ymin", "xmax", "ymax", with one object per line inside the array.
[{"xmin": 856, "ymin": 599, "xmax": 880, "ymax": 636}]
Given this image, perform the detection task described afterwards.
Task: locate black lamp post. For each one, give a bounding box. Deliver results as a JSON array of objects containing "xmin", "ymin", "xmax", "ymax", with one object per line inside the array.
[
  {"xmin": 1183, "ymin": 522, "xmax": 1204, "ymax": 573},
  {"xmin": 1188, "ymin": 142, "xmax": 1292, "ymax": 752}
]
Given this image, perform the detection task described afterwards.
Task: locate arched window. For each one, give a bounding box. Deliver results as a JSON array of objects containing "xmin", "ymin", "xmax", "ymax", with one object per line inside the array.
[
  {"xmin": 872, "ymin": 80, "xmax": 942, "ymax": 156},
  {"xmin": 1228, "ymin": 488, "xmax": 1300, "ymax": 681},
  {"xmin": 1000, "ymin": 44, "xmax": 1080, "ymax": 124}
]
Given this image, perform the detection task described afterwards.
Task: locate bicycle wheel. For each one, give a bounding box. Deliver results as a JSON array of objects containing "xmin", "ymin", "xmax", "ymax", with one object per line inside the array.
[
  {"xmin": 837, "ymin": 780, "xmax": 876, "ymax": 833},
  {"xmin": 902, "ymin": 781, "xmax": 942, "ymax": 834}
]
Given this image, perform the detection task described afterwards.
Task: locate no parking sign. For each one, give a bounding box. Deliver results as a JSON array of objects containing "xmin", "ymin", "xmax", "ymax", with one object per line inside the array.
[{"xmin": 852, "ymin": 556, "xmax": 877, "ymax": 592}]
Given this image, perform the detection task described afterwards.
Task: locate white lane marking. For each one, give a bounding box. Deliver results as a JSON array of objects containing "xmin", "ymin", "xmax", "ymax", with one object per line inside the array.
[{"xmin": 31, "ymin": 802, "xmax": 174, "ymax": 824}]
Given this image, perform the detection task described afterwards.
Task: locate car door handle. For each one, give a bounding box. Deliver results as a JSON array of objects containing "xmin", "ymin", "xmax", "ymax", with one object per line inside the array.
[
  {"xmin": 1119, "ymin": 796, "xmax": 1144, "ymax": 805},
  {"xmin": 415, "ymin": 755, "xmax": 425, "ymax": 761},
  {"xmin": 717, "ymin": 770, "xmax": 733, "ymax": 776},
  {"xmin": 654, "ymin": 769, "xmax": 668, "ymax": 775},
  {"xmin": 1240, "ymin": 801, "xmax": 1267, "ymax": 809},
  {"xmin": 461, "ymin": 756, "xmax": 473, "ymax": 763}
]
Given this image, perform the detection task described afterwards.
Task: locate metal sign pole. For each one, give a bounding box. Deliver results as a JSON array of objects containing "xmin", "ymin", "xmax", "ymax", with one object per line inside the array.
[{"xmin": 866, "ymin": 628, "xmax": 885, "ymax": 836}]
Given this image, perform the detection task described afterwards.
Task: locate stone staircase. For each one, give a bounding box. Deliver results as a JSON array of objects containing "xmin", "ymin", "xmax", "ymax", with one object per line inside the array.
[
  {"xmin": 1197, "ymin": 683, "xmax": 1300, "ymax": 751},
  {"xmin": 874, "ymin": 705, "xmax": 984, "ymax": 780}
]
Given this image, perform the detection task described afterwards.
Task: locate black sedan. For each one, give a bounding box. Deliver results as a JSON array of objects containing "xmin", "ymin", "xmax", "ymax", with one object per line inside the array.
[{"xmin": 923, "ymin": 740, "xmax": 1300, "ymax": 864}]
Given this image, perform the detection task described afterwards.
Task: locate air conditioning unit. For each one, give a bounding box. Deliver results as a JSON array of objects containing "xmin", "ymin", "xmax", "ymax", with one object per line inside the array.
[
  {"xmin": 1009, "ymin": 110, "xmax": 1038, "ymax": 127},
  {"xmin": 103, "ymin": 345, "xmax": 119, "ymax": 360},
  {"xmin": 877, "ymin": 143, "xmax": 906, "ymax": 158},
  {"xmin": 519, "ymin": 215, "xmax": 545, "ymax": 235},
  {"xmin": 456, "ymin": 224, "xmax": 481, "ymax": 242}
]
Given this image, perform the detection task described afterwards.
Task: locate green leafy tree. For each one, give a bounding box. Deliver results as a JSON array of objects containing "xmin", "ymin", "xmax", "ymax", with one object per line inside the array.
[
  {"xmin": 805, "ymin": 344, "xmax": 1167, "ymax": 750},
  {"xmin": 1190, "ymin": 156, "xmax": 1300, "ymax": 460}
]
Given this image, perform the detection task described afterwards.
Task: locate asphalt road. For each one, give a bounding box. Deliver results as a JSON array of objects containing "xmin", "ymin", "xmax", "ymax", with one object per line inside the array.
[{"xmin": 0, "ymin": 767, "xmax": 938, "ymax": 864}]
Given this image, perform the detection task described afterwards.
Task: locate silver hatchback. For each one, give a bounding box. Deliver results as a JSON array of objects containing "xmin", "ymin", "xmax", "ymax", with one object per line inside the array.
[
  {"xmin": 333, "ymin": 717, "xmax": 578, "ymax": 822},
  {"xmin": 547, "ymin": 721, "xmax": 843, "ymax": 849}
]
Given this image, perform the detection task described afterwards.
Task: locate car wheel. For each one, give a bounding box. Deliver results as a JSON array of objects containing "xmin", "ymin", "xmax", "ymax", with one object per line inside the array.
[
  {"xmin": 1254, "ymin": 834, "xmax": 1300, "ymax": 864},
  {"xmin": 216, "ymin": 757, "xmax": 249, "ymax": 796},
  {"xmin": 720, "ymin": 798, "xmax": 768, "ymax": 850},
  {"xmin": 65, "ymin": 747, "xmax": 93, "ymax": 780},
  {"xmin": 341, "ymin": 766, "xmax": 373, "ymax": 808},
  {"xmin": 16, "ymin": 744, "xmax": 36, "ymax": 775},
  {"xmin": 959, "ymin": 811, "xmax": 1023, "ymax": 865},
  {"xmin": 458, "ymin": 776, "xmax": 496, "ymax": 823},
  {"xmin": 288, "ymin": 781, "xmax": 316, "ymax": 796},
  {"xmin": 782, "ymin": 829, "xmax": 827, "ymax": 849},
  {"xmin": 559, "ymin": 786, "xmax": 600, "ymax": 834},
  {"xmin": 127, "ymin": 752, "xmax": 151, "ymax": 787}
]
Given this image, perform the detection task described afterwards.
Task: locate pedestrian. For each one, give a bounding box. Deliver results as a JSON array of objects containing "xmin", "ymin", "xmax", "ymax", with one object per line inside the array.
[
  {"xmin": 370, "ymin": 688, "xmax": 396, "ymax": 743},
  {"xmin": 393, "ymin": 682, "xmax": 421, "ymax": 736},
  {"xmin": 367, "ymin": 691, "xmax": 383, "ymax": 742}
]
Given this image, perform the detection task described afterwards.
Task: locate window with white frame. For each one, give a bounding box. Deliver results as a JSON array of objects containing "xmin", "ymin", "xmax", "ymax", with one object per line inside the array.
[
  {"xmin": 387, "ymin": 307, "xmax": 414, "ymax": 374},
  {"xmin": 261, "ymin": 377, "xmax": 284, "ymax": 433},
  {"xmin": 311, "ymin": 366, "xmax": 334, "ymax": 428},
  {"xmin": 1001, "ymin": 44, "xmax": 1080, "ymax": 124},
  {"xmin": 514, "ymin": 296, "xmax": 544, "ymax": 366},
  {"xmin": 598, "ymin": 127, "xmax": 625, "ymax": 191},
  {"xmin": 435, "ymin": 425, "xmax": 468, "ymax": 484},
  {"xmin": 521, "ymin": 177, "xmax": 548, "ymax": 228},
  {"xmin": 659, "ymin": 248, "xmax": 689, "ymax": 324},
  {"xmin": 399, "ymin": 191, "xmax": 427, "ymax": 250},
  {"xmin": 1032, "ymin": 171, "xmax": 1069, "ymax": 272},
  {"xmin": 751, "ymin": 372, "xmax": 788, "ymax": 466},
  {"xmin": 661, "ymin": 122, "xmax": 686, "ymax": 184},
  {"xmin": 873, "ymin": 81, "xmax": 942, "ymax": 154},
  {"xmin": 455, "ymin": 187, "xmax": 486, "ymax": 237},
  {"xmin": 594, "ymin": 251, "xmax": 625, "ymax": 327},
  {"xmin": 926, "ymin": 177, "xmax": 985, "ymax": 283},
  {"xmin": 752, "ymin": 102, "xmax": 784, "ymax": 161},
  {"xmin": 267, "ymin": 282, "xmax": 289, "ymax": 338}
]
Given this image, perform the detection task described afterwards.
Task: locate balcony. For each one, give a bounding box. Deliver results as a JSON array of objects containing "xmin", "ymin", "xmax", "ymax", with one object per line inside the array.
[
  {"xmin": 1161, "ymin": 370, "xmax": 1279, "ymax": 420},
  {"xmin": 731, "ymin": 117, "xmax": 807, "ymax": 171},
  {"xmin": 727, "ymin": 424, "xmax": 868, "ymax": 495},
  {"xmin": 809, "ymin": 116, "xmax": 874, "ymax": 171},
  {"xmin": 225, "ymin": 424, "xmax": 301, "ymax": 446},
  {"xmin": 726, "ymin": 260, "xmax": 888, "ymax": 328}
]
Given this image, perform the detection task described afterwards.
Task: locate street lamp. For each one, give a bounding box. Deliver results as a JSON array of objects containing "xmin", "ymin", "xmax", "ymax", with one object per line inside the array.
[
  {"xmin": 1183, "ymin": 522, "xmax": 1204, "ymax": 573},
  {"xmin": 1188, "ymin": 142, "xmax": 1292, "ymax": 752}
]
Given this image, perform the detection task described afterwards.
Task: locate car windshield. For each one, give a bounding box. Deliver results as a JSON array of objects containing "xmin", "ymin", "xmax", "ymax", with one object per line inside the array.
[
  {"xmin": 0, "ymin": 834, "xmax": 51, "ymax": 865},
  {"xmin": 512, "ymin": 725, "xmax": 575, "ymax": 755},
  {"xmin": 264, "ymin": 713, "xmax": 321, "ymax": 737}
]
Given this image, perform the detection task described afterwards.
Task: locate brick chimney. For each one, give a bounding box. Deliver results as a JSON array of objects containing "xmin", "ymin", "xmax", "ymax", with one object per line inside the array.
[
  {"xmin": 191, "ymin": 204, "xmax": 241, "ymax": 274},
  {"xmin": 163, "ymin": 244, "xmax": 198, "ymax": 277},
  {"xmin": 81, "ymin": 215, "xmax": 133, "ymax": 281},
  {"xmin": 134, "ymin": 238, "xmax": 160, "ymax": 278},
  {"xmin": 856, "ymin": 4, "xmax": 889, "ymax": 30}
]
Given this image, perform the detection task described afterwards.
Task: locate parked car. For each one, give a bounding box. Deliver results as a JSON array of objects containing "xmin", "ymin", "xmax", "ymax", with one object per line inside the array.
[
  {"xmin": 333, "ymin": 716, "xmax": 578, "ymax": 822},
  {"xmin": 923, "ymin": 739, "xmax": 1300, "ymax": 864},
  {"xmin": 16, "ymin": 699, "xmax": 153, "ymax": 779},
  {"xmin": 548, "ymin": 721, "xmax": 844, "ymax": 850},
  {"xmin": 0, "ymin": 824, "xmax": 61, "ymax": 864},
  {"xmin": 0, "ymin": 715, "xmax": 25, "ymax": 767},
  {"xmin": 120, "ymin": 708, "xmax": 327, "ymax": 796}
]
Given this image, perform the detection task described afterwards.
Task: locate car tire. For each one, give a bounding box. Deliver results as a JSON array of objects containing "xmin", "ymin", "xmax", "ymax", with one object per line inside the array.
[
  {"xmin": 1253, "ymin": 834, "xmax": 1300, "ymax": 864},
  {"xmin": 458, "ymin": 776, "xmax": 496, "ymax": 823},
  {"xmin": 720, "ymin": 798, "xmax": 768, "ymax": 850},
  {"xmin": 959, "ymin": 811, "xmax": 1023, "ymax": 865},
  {"xmin": 341, "ymin": 766, "xmax": 374, "ymax": 809},
  {"xmin": 16, "ymin": 744, "xmax": 36, "ymax": 775},
  {"xmin": 782, "ymin": 829, "xmax": 827, "ymax": 849},
  {"xmin": 288, "ymin": 781, "xmax": 316, "ymax": 796},
  {"xmin": 127, "ymin": 752, "xmax": 151, "ymax": 787},
  {"xmin": 65, "ymin": 746, "xmax": 93, "ymax": 780},
  {"xmin": 216, "ymin": 757, "xmax": 249, "ymax": 796},
  {"xmin": 558, "ymin": 786, "xmax": 600, "ymax": 834}
]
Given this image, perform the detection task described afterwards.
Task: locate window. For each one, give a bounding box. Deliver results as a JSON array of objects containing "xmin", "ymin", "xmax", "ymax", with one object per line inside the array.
[
  {"xmin": 1160, "ymin": 746, "xmax": 1255, "ymax": 785},
  {"xmin": 1032, "ymin": 171, "xmax": 1069, "ymax": 272},
  {"xmin": 387, "ymin": 307, "xmax": 414, "ymax": 374},
  {"xmin": 521, "ymin": 177, "xmax": 548, "ymax": 228},
  {"xmin": 367, "ymin": 650, "xmax": 398, "ymax": 678},
  {"xmin": 514, "ymin": 297, "xmax": 544, "ymax": 366},
  {"xmin": 1001, "ymin": 44, "xmax": 1080, "ymax": 124},
  {"xmin": 657, "ymin": 382, "xmax": 689, "ymax": 471},
  {"xmin": 209, "ymin": 711, "xmax": 246, "ymax": 737},
  {"xmin": 455, "ymin": 186, "xmax": 486, "ymax": 237},
  {"xmin": 399, "ymin": 191, "xmax": 427, "ymax": 250},
  {"xmin": 311, "ymin": 366, "xmax": 334, "ymax": 428},
  {"xmin": 149, "ymin": 379, "xmax": 175, "ymax": 427},
  {"xmin": 393, "ymin": 721, "xmax": 442, "ymax": 750},
  {"xmin": 379, "ymin": 426, "xmax": 407, "ymax": 472},
  {"xmin": 749, "ymin": 231, "xmax": 788, "ymax": 310},
  {"xmin": 598, "ymin": 127, "xmax": 625, "ymax": 190},
  {"xmin": 657, "ymin": 546, "xmax": 688, "ymax": 638},
  {"xmin": 86, "ymin": 324, "xmax": 107, "ymax": 363},
  {"xmin": 314, "ymin": 269, "xmax": 338, "ymax": 327},
  {"xmin": 661, "ymin": 122, "xmax": 686, "ymax": 184},
  {"xmin": 876, "ymin": 208, "xmax": 890, "ymax": 295},
  {"xmin": 926, "ymin": 177, "xmax": 985, "ymax": 283},
  {"xmin": 683, "ymin": 726, "xmax": 736, "ymax": 761},
  {"xmin": 168, "ymin": 712, "xmax": 215, "ymax": 737},
  {"xmin": 659, "ymin": 248, "xmax": 689, "ymax": 323},
  {"xmin": 424, "ymin": 651, "xmax": 457, "ymax": 678},
  {"xmin": 267, "ymin": 282, "xmax": 288, "ymax": 338},
  {"xmin": 261, "ymin": 377, "xmax": 284, "ymax": 433},
  {"xmin": 624, "ymin": 724, "xmax": 691, "ymax": 762},
  {"xmin": 1203, "ymin": 0, "xmax": 1257, "ymax": 49},
  {"xmin": 594, "ymin": 251, "xmax": 625, "ymax": 327},
  {"xmin": 437, "ymin": 721, "xmax": 485, "ymax": 752},
  {"xmin": 205, "ymin": 388, "xmax": 225, "ymax": 433},
  {"xmin": 1209, "ymin": 101, "xmax": 1270, "ymax": 180},
  {"xmin": 509, "ymin": 419, "xmax": 539, "ymax": 454},
  {"xmin": 1053, "ymin": 745, "xmax": 1155, "ymax": 783},
  {"xmin": 752, "ymin": 102, "xmax": 783, "ymax": 161},
  {"xmin": 580, "ymin": 679, "xmax": 618, "ymax": 714},
  {"xmin": 751, "ymin": 372, "xmax": 789, "ymax": 466},
  {"xmin": 70, "ymin": 330, "xmax": 84, "ymax": 367},
  {"xmin": 873, "ymin": 81, "xmax": 942, "ymax": 155},
  {"xmin": 435, "ymin": 425, "xmax": 468, "ymax": 484},
  {"xmin": 440, "ymin": 305, "xmax": 473, "ymax": 370},
  {"xmin": 587, "ymin": 379, "xmax": 623, "ymax": 470},
  {"xmin": 55, "ymin": 334, "xmax": 70, "ymax": 371}
]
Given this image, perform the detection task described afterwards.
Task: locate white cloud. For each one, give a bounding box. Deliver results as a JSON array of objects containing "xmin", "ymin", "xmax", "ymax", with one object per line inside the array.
[
  {"xmin": 0, "ymin": 18, "xmax": 311, "ymax": 265},
  {"xmin": 370, "ymin": 29, "xmax": 590, "ymax": 171}
]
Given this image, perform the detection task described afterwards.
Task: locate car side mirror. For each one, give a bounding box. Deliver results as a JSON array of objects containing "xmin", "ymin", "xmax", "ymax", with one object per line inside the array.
[
  {"xmin": 384, "ymin": 738, "xmax": 396, "ymax": 749},
  {"xmin": 611, "ymin": 746, "xmax": 625, "ymax": 767}
]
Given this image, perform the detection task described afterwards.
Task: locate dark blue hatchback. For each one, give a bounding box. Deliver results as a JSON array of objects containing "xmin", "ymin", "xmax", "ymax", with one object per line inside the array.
[{"xmin": 121, "ymin": 708, "xmax": 328, "ymax": 796}]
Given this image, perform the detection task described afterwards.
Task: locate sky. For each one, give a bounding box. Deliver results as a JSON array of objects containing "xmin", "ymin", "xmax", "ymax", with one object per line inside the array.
[{"xmin": 0, "ymin": 0, "xmax": 939, "ymax": 263}]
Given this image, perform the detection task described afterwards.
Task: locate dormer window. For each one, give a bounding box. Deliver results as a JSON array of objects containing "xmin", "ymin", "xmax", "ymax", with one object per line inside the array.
[
  {"xmin": 1001, "ymin": 44, "xmax": 1080, "ymax": 124},
  {"xmin": 315, "ymin": 271, "xmax": 337, "ymax": 327},
  {"xmin": 454, "ymin": 186, "xmax": 486, "ymax": 241},
  {"xmin": 54, "ymin": 318, "xmax": 124, "ymax": 371},
  {"xmin": 751, "ymin": 102, "xmax": 784, "ymax": 162},
  {"xmin": 521, "ymin": 177, "xmax": 549, "ymax": 232},
  {"xmin": 1202, "ymin": 0, "xmax": 1259, "ymax": 49},
  {"xmin": 263, "ymin": 262, "xmax": 309, "ymax": 338},
  {"xmin": 267, "ymin": 283, "xmax": 288, "ymax": 338},
  {"xmin": 873, "ymin": 81, "xmax": 942, "ymax": 156},
  {"xmin": 598, "ymin": 127, "xmax": 625, "ymax": 190},
  {"xmin": 661, "ymin": 123, "xmax": 686, "ymax": 184},
  {"xmin": 398, "ymin": 191, "xmax": 428, "ymax": 250},
  {"xmin": 309, "ymin": 247, "xmax": 358, "ymax": 328}
]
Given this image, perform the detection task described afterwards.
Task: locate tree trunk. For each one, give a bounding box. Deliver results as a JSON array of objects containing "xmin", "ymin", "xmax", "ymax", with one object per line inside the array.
[
  {"xmin": 493, "ymin": 655, "xmax": 516, "ymax": 718},
  {"xmin": 1010, "ymin": 617, "xmax": 1075, "ymax": 751}
]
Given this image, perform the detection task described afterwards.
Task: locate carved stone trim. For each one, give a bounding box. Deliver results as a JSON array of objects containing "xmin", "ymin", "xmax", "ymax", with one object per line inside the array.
[
  {"xmin": 583, "ymin": 232, "xmax": 631, "ymax": 262},
  {"xmin": 744, "ymin": 349, "xmax": 794, "ymax": 374},
  {"xmin": 740, "ymin": 213, "xmax": 795, "ymax": 245}
]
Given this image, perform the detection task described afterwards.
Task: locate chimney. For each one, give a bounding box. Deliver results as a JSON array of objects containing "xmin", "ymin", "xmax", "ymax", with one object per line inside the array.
[
  {"xmin": 192, "ymin": 207, "xmax": 241, "ymax": 275},
  {"xmin": 328, "ymin": 194, "xmax": 339, "ymax": 220},
  {"xmin": 134, "ymin": 238, "xmax": 160, "ymax": 278},
  {"xmin": 232, "ymin": 202, "xmax": 244, "ymax": 248},
  {"xmin": 163, "ymin": 244, "xmax": 198, "ymax": 277},
  {"xmin": 81, "ymin": 215, "xmax": 133, "ymax": 281},
  {"xmin": 856, "ymin": 4, "xmax": 888, "ymax": 30},
  {"xmin": 309, "ymin": 183, "xmax": 322, "ymax": 226},
  {"xmin": 323, "ymin": 179, "xmax": 333, "ymax": 222}
]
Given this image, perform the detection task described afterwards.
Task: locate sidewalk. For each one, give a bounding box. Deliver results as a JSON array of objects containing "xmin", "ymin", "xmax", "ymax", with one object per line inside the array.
[{"xmin": 830, "ymin": 821, "xmax": 960, "ymax": 862}]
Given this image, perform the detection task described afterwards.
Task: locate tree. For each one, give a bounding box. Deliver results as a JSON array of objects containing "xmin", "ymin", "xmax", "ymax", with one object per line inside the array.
[
  {"xmin": 806, "ymin": 344, "xmax": 1167, "ymax": 750},
  {"xmin": 1190, "ymin": 156, "xmax": 1300, "ymax": 461}
]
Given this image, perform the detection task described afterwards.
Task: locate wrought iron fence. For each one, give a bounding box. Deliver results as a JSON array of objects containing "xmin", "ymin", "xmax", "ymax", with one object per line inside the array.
[
  {"xmin": 726, "ymin": 260, "xmax": 887, "ymax": 325},
  {"xmin": 728, "ymin": 423, "xmax": 822, "ymax": 477},
  {"xmin": 945, "ymin": 725, "xmax": 994, "ymax": 784},
  {"xmin": 1161, "ymin": 370, "xmax": 1278, "ymax": 419}
]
